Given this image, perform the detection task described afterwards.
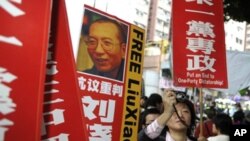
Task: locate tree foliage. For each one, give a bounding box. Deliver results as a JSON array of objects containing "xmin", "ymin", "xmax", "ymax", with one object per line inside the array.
[{"xmin": 224, "ymin": 0, "xmax": 250, "ymax": 23}]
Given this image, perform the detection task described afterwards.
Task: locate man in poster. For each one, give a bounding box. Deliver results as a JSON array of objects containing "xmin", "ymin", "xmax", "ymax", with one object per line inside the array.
[{"xmin": 77, "ymin": 9, "xmax": 128, "ymax": 81}]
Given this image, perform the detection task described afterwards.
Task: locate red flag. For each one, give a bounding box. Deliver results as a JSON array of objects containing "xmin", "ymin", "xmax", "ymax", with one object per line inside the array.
[
  {"xmin": 0, "ymin": 0, "xmax": 52, "ymax": 140},
  {"xmin": 42, "ymin": 0, "xmax": 86, "ymax": 140}
]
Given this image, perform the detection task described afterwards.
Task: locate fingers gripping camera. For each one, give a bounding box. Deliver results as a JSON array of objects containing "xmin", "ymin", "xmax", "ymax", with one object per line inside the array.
[{"xmin": 173, "ymin": 91, "xmax": 188, "ymax": 102}]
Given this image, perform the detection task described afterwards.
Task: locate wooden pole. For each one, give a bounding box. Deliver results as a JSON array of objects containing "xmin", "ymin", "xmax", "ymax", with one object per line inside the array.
[{"xmin": 199, "ymin": 87, "xmax": 204, "ymax": 137}]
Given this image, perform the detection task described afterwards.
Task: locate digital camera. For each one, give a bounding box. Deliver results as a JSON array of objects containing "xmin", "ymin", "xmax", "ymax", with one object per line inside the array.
[{"xmin": 173, "ymin": 91, "xmax": 188, "ymax": 102}]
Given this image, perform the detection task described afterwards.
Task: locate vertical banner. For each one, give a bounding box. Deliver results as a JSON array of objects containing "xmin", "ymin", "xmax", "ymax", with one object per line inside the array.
[
  {"xmin": 76, "ymin": 5, "xmax": 145, "ymax": 140},
  {"xmin": 119, "ymin": 24, "xmax": 145, "ymax": 141},
  {"xmin": 172, "ymin": 0, "xmax": 228, "ymax": 88},
  {"xmin": 0, "ymin": 1, "xmax": 52, "ymax": 141},
  {"xmin": 41, "ymin": 0, "xmax": 86, "ymax": 140}
]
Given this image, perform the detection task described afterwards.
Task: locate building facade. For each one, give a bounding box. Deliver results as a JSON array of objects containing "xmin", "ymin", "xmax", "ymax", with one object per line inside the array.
[{"xmin": 81, "ymin": 0, "xmax": 249, "ymax": 97}]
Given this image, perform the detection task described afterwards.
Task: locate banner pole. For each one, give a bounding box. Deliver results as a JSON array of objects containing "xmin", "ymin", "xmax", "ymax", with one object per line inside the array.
[{"xmin": 199, "ymin": 87, "xmax": 204, "ymax": 137}]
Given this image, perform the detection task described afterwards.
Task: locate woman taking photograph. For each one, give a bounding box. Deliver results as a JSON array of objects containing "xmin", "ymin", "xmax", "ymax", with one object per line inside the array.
[{"xmin": 138, "ymin": 89, "xmax": 197, "ymax": 141}]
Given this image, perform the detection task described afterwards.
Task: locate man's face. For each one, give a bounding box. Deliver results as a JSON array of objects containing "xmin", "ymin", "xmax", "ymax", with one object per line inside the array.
[{"xmin": 87, "ymin": 22, "xmax": 126, "ymax": 73}]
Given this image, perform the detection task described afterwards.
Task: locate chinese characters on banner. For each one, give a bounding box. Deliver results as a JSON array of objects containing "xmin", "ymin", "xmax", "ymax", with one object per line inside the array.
[
  {"xmin": 172, "ymin": 0, "xmax": 228, "ymax": 88},
  {"xmin": 41, "ymin": 0, "xmax": 86, "ymax": 140},
  {"xmin": 76, "ymin": 5, "xmax": 145, "ymax": 141},
  {"xmin": 0, "ymin": 1, "xmax": 52, "ymax": 140}
]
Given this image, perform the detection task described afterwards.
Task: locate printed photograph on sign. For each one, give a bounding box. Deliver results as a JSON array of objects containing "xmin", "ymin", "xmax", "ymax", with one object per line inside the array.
[{"xmin": 76, "ymin": 7, "xmax": 129, "ymax": 82}]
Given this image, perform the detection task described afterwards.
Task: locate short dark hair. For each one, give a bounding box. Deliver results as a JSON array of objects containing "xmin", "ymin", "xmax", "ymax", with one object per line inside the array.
[
  {"xmin": 180, "ymin": 99, "xmax": 196, "ymax": 137},
  {"xmin": 141, "ymin": 95, "xmax": 148, "ymax": 101},
  {"xmin": 89, "ymin": 18, "xmax": 127, "ymax": 43},
  {"xmin": 213, "ymin": 113, "xmax": 232, "ymax": 135},
  {"xmin": 205, "ymin": 107, "xmax": 216, "ymax": 119},
  {"xmin": 141, "ymin": 108, "xmax": 161, "ymax": 126},
  {"xmin": 144, "ymin": 93, "xmax": 162, "ymax": 109}
]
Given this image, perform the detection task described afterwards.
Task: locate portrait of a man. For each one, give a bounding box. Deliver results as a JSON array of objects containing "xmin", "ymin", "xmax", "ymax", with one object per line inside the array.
[{"xmin": 77, "ymin": 8, "xmax": 128, "ymax": 81}]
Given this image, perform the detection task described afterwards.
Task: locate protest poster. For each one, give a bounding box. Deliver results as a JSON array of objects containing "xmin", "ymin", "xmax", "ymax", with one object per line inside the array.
[
  {"xmin": 172, "ymin": 0, "xmax": 228, "ymax": 88},
  {"xmin": 76, "ymin": 5, "xmax": 145, "ymax": 140}
]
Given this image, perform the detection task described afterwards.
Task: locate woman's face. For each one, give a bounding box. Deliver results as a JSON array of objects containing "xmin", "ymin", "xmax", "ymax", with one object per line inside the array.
[{"xmin": 167, "ymin": 103, "xmax": 191, "ymax": 131}]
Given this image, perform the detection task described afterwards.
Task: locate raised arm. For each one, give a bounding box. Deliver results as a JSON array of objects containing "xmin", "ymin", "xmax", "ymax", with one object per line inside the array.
[{"xmin": 156, "ymin": 89, "xmax": 177, "ymax": 126}]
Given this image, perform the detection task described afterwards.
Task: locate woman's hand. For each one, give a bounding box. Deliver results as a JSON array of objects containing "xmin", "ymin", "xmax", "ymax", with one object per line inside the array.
[
  {"xmin": 162, "ymin": 89, "xmax": 177, "ymax": 114},
  {"xmin": 154, "ymin": 89, "xmax": 177, "ymax": 127}
]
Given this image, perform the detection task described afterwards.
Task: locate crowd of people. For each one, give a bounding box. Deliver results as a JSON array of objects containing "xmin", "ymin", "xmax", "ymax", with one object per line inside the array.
[
  {"xmin": 138, "ymin": 90, "xmax": 250, "ymax": 141},
  {"xmin": 74, "ymin": 6, "xmax": 249, "ymax": 141}
]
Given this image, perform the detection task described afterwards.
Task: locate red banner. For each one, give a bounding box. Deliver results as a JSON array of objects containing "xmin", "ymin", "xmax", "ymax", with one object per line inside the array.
[
  {"xmin": 76, "ymin": 5, "xmax": 145, "ymax": 140},
  {"xmin": 41, "ymin": 0, "xmax": 86, "ymax": 140},
  {"xmin": 0, "ymin": 1, "xmax": 52, "ymax": 140},
  {"xmin": 172, "ymin": 0, "xmax": 228, "ymax": 88}
]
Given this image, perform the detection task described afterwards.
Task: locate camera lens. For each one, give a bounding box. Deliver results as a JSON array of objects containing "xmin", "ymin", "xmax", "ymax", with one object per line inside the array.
[{"xmin": 174, "ymin": 91, "xmax": 187, "ymax": 102}]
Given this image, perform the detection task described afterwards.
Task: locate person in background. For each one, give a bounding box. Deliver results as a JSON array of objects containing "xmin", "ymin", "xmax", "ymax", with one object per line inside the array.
[
  {"xmin": 138, "ymin": 108, "xmax": 164, "ymax": 140},
  {"xmin": 232, "ymin": 103, "xmax": 245, "ymax": 124},
  {"xmin": 194, "ymin": 107, "xmax": 217, "ymax": 138},
  {"xmin": 210, "ymin": 101, "xmax": 216, "ymax": 110},
  {"xmin": 83, "ymin": 18, "xmax": 127, "ymax": 81},
  {"xmin": 243, "ymin": 111, "xmax": 250, "ymax": 125},
  {"xmin": 140, "ymin": 96, "xmax": 148, "ymax": 113},
  {"xmin": 139, "ymin": 89, "xmax": 197, "ymax": 141},
  {"xmin": 144, "ymin": 93, "xmax": 163, "ymax": 112},
  {"xmin": 198, "ymin": 113, "xmax": 232, "ymax": 141},
  {"xmin": 141, "ymin": 108, "xmax": 161, "ymax": 129},
  {"xmin": 138, "ymin": 95, "xmax": 148, "ymax": 132},
  {"xmin": 138, "ymin": 93, "xmax": 162, "ymax": 132}
]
